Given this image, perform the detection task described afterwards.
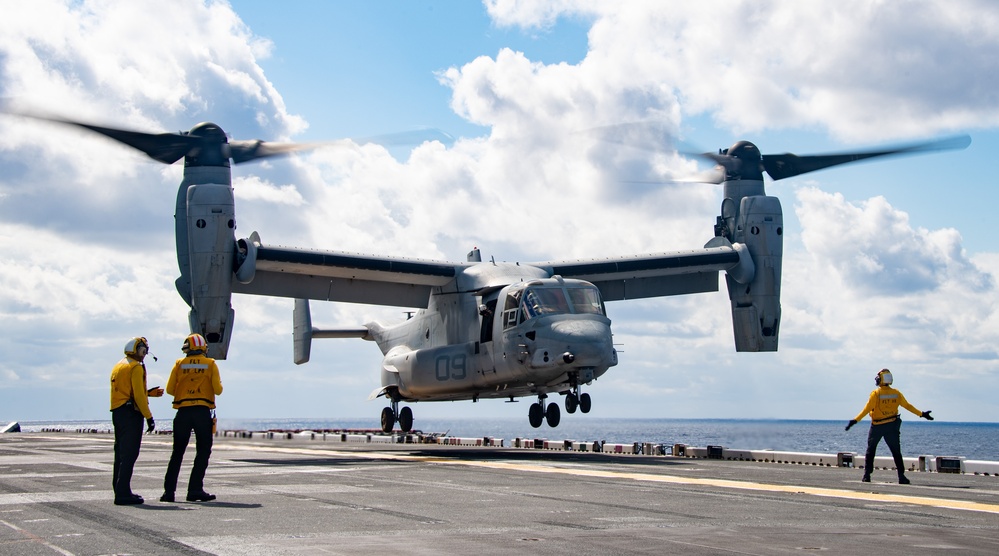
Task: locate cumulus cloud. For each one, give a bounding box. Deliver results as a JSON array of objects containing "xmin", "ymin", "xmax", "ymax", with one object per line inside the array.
[
  {"xmin": 779, "ymin": 187, "xmax": 997, "ymax": 375},
  {"xmin": 0, "ymin": 0, "xmax": 307, "ymax": 247},
  {"xmin": 2, "ymin": 0, "xmax": 999, "ymax": 422},
  {"xmin": 797, "ymin": 187, "xmax": 992, "ymax": 295},
  {"xmin": 0, "ymin": 0, "xmax": 304, "ymax": 400},
  {"xmin": 486, "ymin": 0, "xmax": 999, "ymax": 141},
  {"xmin": 234, "ymin": 175, "xmax": 305, "ymax": 206}
]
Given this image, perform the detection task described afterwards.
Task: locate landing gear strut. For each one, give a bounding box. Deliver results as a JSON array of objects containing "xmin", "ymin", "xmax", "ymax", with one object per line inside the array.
[
  {"xmin": 564, "ymin": 374, "xmax": 592, "ymax": 415},
  {"xmin": 570, "ymin": 392, "xmax": 590, "ymax": 413},
  {"xmin": 528, "ymin": 394, "xmax": 560, "ymax": 428},
  {"xmin": 381, "ymin": 398, "xmax": 414, "ymax": 433}
]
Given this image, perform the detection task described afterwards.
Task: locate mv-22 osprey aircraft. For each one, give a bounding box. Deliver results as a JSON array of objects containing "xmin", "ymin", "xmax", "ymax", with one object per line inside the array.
[{"xmin": 12, "ymin": 111, "xmax": 969, "ymax": 432}]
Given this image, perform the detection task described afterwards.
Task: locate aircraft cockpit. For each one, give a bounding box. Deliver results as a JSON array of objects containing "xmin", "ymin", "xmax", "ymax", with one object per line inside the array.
[{"xmin": 501, "ymin": 280, "xmax": 605, "ymax": 330}]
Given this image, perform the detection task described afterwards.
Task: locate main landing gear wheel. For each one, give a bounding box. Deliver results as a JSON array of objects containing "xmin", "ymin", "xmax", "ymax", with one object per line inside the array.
[
  {"xmin": 382, "ymin": 397, "xmax": 412, "ymax": 433},
  {"xmin": 529, "ymin": 402, "xmax": 544, "ymax": 428},
  {"xmin": 565, "ymin": 393, "xmax": 578, "ymax": 414},
  {"xmin": 545, "ymin": 402, "xmax": 560, "ymax": 427},
  {"xmin": 529, "ymin": 394, "xmax": 561, "ymax": 428},
  {"xmin": 398, "ymin": 406, "xmax": 414, "ymax": 433},
  {"xmin": 380, "ymin": 407, "xmax": 395, "ymax": 433},
  {"xmin": 579, "ymin": 392, "xmax": 591, "ymax": 414}
]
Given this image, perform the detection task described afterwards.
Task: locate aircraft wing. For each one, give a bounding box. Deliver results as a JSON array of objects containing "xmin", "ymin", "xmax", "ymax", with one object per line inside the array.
[
  {"xmin": 532, "ymin": 243, "xmax": 746, "ymax": 302},
  {"xmin": 231, "ymin": 236, "xmax": 458, "ymax": 309}
]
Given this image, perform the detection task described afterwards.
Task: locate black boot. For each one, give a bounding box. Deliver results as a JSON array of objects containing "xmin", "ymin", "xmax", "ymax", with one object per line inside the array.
[{"xmin": 114, "ymin": 493, "xmax": 144, "ymax": 505}]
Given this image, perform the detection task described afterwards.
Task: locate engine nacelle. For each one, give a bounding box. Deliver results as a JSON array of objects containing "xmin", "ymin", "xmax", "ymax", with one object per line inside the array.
[
  {"xmin": 724, "ymin": 193, "xmax": 783, "ymax": 352},
  {"xmin": 183, "ymin": 182, "xmax": 236, "ymax": 359}
]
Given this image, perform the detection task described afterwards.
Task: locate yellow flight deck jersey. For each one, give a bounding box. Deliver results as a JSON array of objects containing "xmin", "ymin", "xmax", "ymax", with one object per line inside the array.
[
  {"xmin": 166, "ymin": 353, "xmax": 223, "ymax": 409},
  {"xmin": 110, "ymin": 357, "xmax": 153, "ymax": 419},
  {"xmin": 854, "ymin": 385, "xmax": 923, "ymax": 425}
]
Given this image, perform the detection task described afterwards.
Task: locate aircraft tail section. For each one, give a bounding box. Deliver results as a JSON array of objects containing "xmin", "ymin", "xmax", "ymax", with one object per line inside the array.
[{"xmin": 292, "ymin": 299, "xmax": 370, "ymax": 364}]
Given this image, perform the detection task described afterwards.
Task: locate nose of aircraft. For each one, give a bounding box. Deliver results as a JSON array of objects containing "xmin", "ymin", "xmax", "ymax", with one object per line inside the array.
[
  {"xmin": 550, "ymin": 318, "xmax": 609, "ymax": 339},
  {"xmin": 546, "ymin": 318, "xmax": 614, "ymax": 365}
]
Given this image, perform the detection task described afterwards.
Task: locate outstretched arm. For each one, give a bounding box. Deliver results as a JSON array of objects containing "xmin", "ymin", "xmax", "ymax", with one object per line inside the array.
[
  {"xmin": 851, "ymin": 392, "xmax": 877, "ymax": 423},
  {"xmin": 897, "ymin": 391, "xmax": 924, "ymax": 417}
]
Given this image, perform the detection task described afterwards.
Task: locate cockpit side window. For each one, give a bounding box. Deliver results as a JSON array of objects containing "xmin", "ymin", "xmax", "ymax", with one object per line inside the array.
[
  {"xmin": 502, "ymin": 290, "xmax": 522, "ymax": 330},
  {"xmin": 480, "ymin": 298, "xmax": 497, "ymax": 343},
  {"xmin": 567, "ymin": 286, "xmax": 605, "ymax": 315}
]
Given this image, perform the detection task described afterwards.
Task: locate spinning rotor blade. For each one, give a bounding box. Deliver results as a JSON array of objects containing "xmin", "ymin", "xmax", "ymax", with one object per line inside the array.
[
  {"xmin": 5, "ymin": 107, "xmax": 452, "ymax": 167},
  {"xmin": 761, "ymin": 134, "xmax": 972, "ymax": 181},
  {"xmin": 228, "ymin": 140, "xmax": 326, "ymax": 164},
  {"xmin": 673, "ymin": 167, "xmax": 727, "ymax": 184},
  {"xmin": 583, "ymin": 121, "xmax": 687, "ymax": 152},
  {"xmin": 684, "ymin": 134, "xmax": 972, "ymax": 183},
  {"xmin": 229, "ymin": 129, "xmax": 453, "ymax": 164},
  {"xmin": 6, "ymin": 111, "xmax": 201, "ymax": 164},
  {"xmin": 76, "ymin": 123, "xmax": 201, "ymax": 164}
]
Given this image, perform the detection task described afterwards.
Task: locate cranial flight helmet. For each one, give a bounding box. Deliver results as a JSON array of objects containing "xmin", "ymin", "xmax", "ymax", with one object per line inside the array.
[
  {"xmin": 182, "ymin": 333, "xmax": 208, "ymax": 353},
  {"xmin": 124, "ymin": 337, "xmax": 148, "ymax": 357},
  {"xmin": 875, "ymin": 368, "xmax": 893, "ymax": 386}
]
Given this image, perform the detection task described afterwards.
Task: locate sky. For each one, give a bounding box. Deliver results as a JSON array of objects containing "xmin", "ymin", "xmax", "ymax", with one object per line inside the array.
[{"xmin": 2, "ymin": 0, "xmax": 999, "ymax": 426}]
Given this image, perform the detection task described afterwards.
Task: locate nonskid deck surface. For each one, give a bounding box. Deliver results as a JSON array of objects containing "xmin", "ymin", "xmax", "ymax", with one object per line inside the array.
[{"xmin": 1, "ymin": 432, "xmax": 998, "ymax": 555}]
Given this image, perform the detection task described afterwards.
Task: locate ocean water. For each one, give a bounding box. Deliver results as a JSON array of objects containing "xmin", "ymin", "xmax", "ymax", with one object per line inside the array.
[{"xmin": 15, "ymin": 417, "xmax": 999, "ymax": 461}]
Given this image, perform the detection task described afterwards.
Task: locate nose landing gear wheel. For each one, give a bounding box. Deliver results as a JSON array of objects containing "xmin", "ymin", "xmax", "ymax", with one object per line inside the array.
[
  {"xmin": 545, "ymin": 402, "xmax": 561, "ymax": 427},
  {"xmin": 528, "ymin": 402, "xmax": 543, "ymax": 428},
  {"xmin": 398, "ymin": 406, "xmax": 414, "ymax": 433},
  {"xmin": 380, "ymin": 407, "xmax": 396, "ymax": 433},
  {"xmin": 579, "ymin": 392, "xmax": 592, "ymax": 414}
]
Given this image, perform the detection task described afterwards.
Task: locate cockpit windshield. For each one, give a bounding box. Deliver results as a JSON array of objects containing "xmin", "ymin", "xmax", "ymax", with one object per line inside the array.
[
  {"xmin": 522, "ymin": 288, "xmax": 569, "ymax": 318},
  {"xmin": 566, "ymin": 287, "xmax": 605, "ymax": 315},
  {"xmin": 503, "ymin": 283, "xmax": 605, "ymax": 329}
]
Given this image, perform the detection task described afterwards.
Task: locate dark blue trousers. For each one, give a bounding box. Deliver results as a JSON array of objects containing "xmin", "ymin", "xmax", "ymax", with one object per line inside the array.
[
  {"xmin": 864, "ymin": 417, "xmax": 906, "ymax": 478},
  {"xmin": 163, "ymin": 406, "xmax": 214, "ymax": 495},
  {"xmin": 112, "ymin": 404, "xmax": 144, "ymax": 499}
]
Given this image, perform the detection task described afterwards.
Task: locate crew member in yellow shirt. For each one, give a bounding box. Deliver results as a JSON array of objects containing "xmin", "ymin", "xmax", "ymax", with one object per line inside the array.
[
  {"xmin": 160, "ymin": 333, "xmax": 223, "ymax": 503},
  {"xmin": 110, "ymin": 337, "xmax": 164, "ymax": 505},
  {"xmin": 845, "ymin": 369, "xmax": 934, "ymax": 484}
]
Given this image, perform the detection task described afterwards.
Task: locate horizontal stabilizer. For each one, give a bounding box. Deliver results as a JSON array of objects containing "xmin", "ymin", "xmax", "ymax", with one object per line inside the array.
[{"xmin": 293, "ymin": 299, "xmax": 370, "ymax": 364}]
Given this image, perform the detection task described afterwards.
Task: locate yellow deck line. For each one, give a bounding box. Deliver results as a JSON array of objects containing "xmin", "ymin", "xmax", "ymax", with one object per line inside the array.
[{"xmin": 213, "ymin": 443, "xmax": 999, "ymax": 515}]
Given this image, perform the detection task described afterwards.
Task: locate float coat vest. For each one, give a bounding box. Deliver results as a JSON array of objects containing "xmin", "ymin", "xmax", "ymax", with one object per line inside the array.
[
  {"xmin": 166, "ymin": 353, "xmax": 223, "ymax": 409},
  {"xmin": 854, "ymin": 385, "xmax": 922, "ymax": 425}
]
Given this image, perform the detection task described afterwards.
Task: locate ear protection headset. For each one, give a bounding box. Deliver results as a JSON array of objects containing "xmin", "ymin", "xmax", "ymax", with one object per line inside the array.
[{"xmin": 875, "ymin": 368, "xmax": 893, "ymax": 386}]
